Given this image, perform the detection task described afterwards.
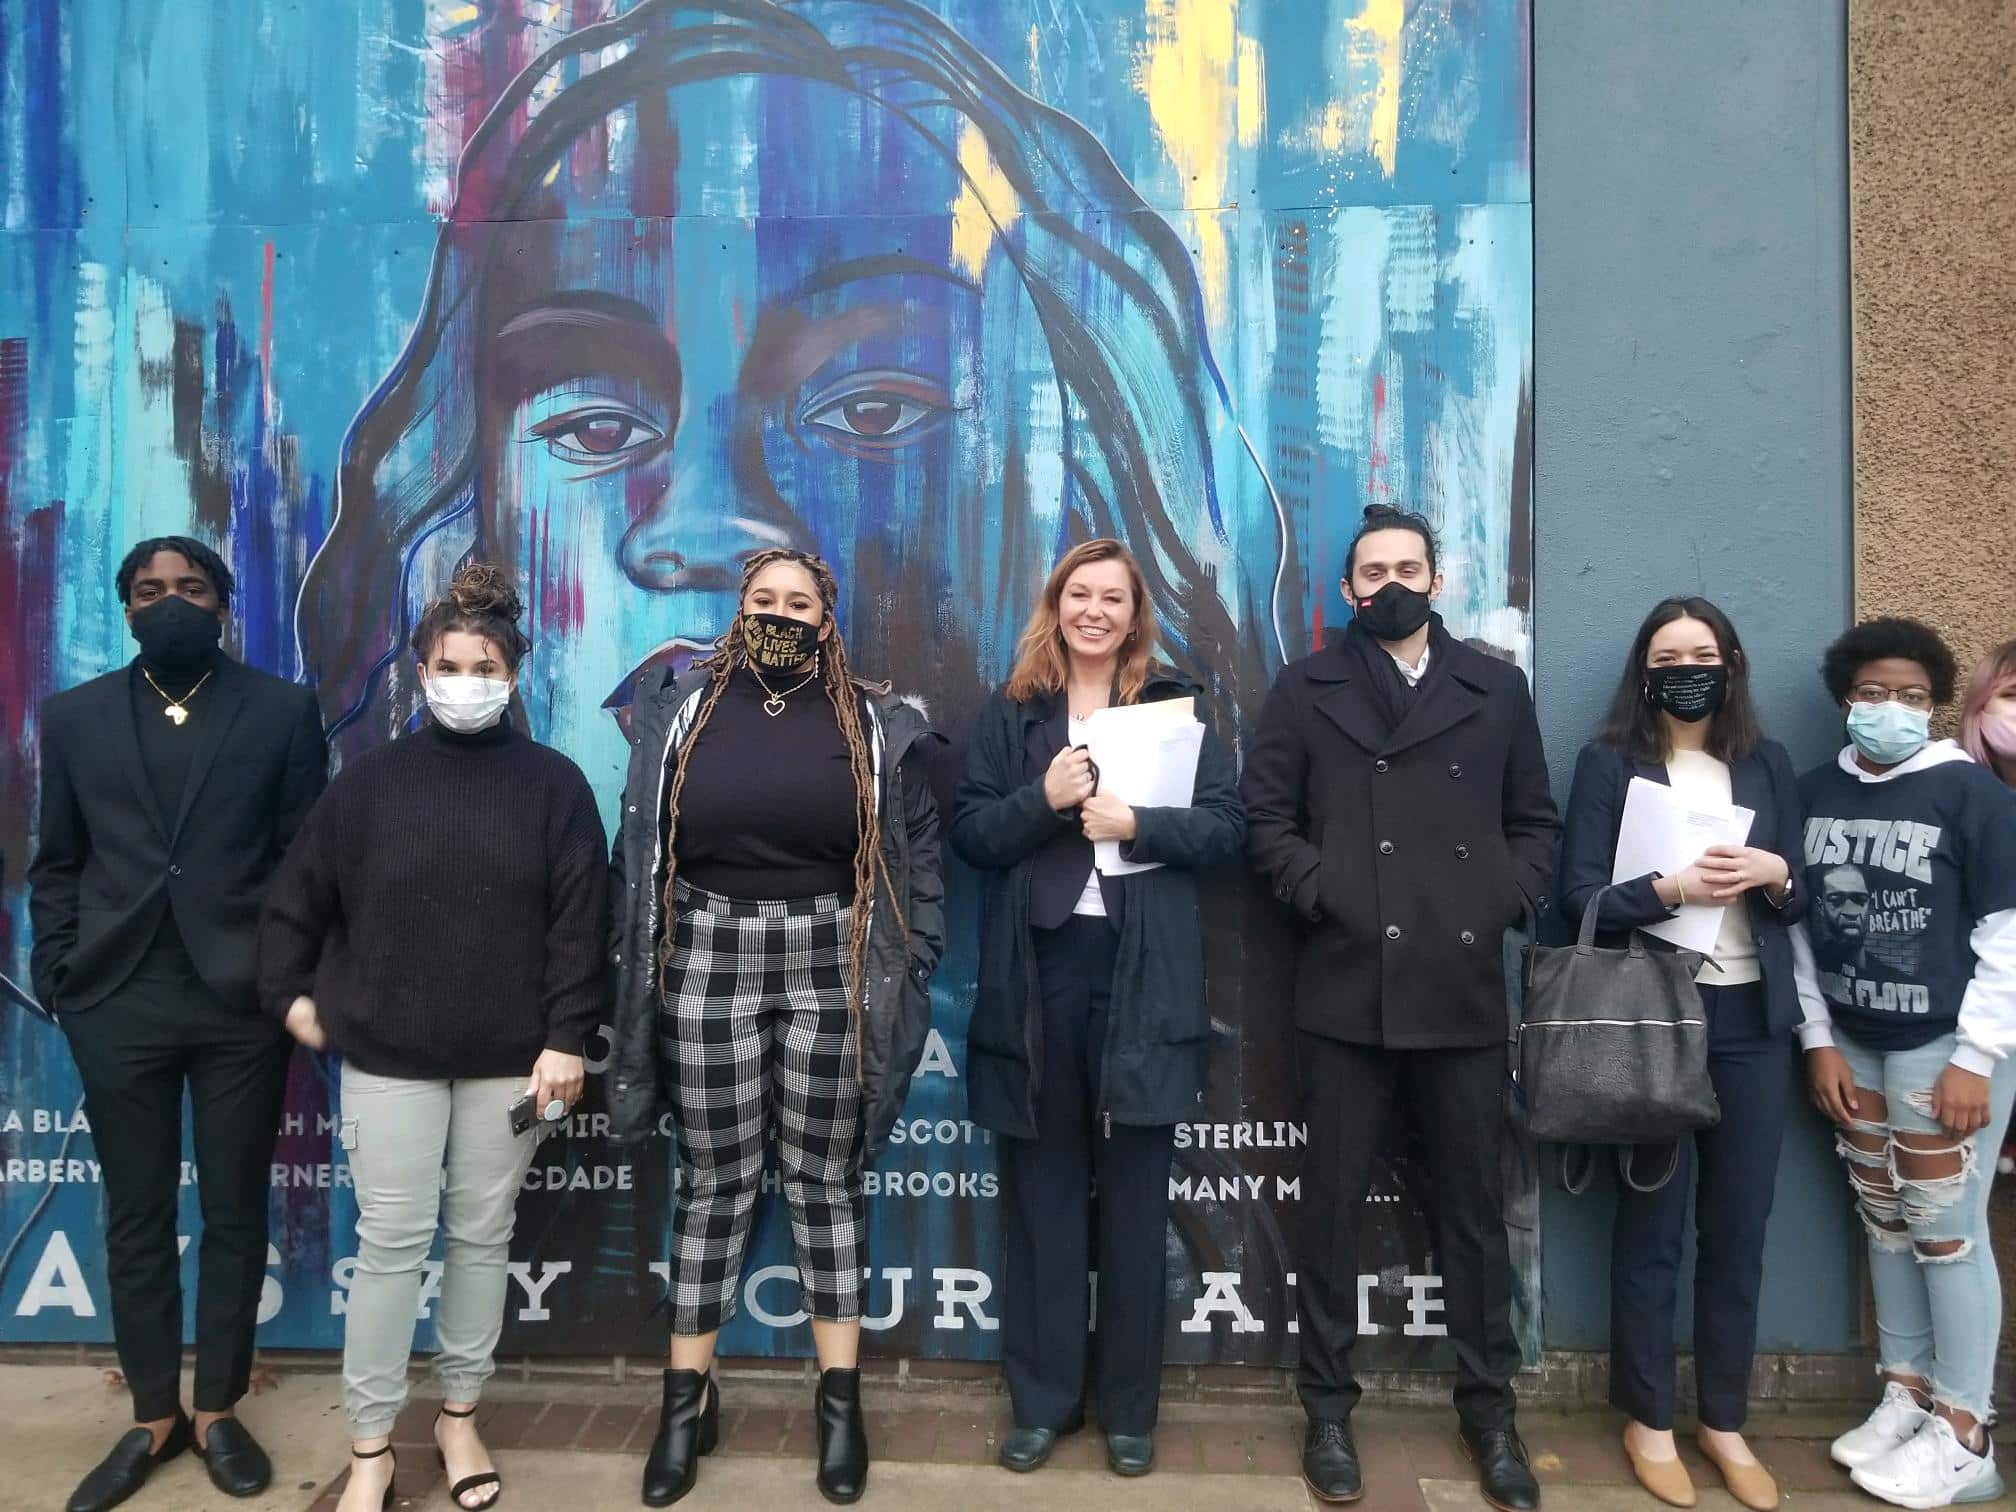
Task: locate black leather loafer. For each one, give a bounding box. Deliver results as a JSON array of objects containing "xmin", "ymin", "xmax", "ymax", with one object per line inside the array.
[
  {"xmin": 1462, "ymin": 1425, "xmax": 1541, "ymax": 1512},
  {"xmin": 195, "ymin": 1416, "xmax": 273, "ymax": 1498},
  {"xmin": 1000, "ymin": 1426, "xmax": 1059, "ymax": 1472},
  {"xmin": 1303, "ymin": 1418, "xmax": 1364, "ymax": 1503},
  {"xmin": 66, "ymin": 1414, "xmax": 193, "ymax": 1512},
  {"xmin": 1106, "ymin": 1432, "xmax": 1154, "ymax": 1476}
]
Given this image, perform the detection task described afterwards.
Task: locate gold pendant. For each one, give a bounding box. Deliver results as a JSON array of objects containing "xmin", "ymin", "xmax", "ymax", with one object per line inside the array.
[
  {"xmin": 165, "ymin": 704, "xmax": 188, "ymax": 725},
  {"xmin": 763, "ymin": 696, "xmax": 785, "ymax": 717}
]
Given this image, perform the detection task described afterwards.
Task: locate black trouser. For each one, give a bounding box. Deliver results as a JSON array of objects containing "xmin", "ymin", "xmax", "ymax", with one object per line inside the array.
[
  {"xmin": 1295, "ymin": 1032, "xmax": 1520, "ymax": 1432},
  {"xmin": 998, "ymin": 917, "xmax": 1176, "ymax": 1437},
  {"xmin": 60, "ymin": 956, "xmax": 291, "ymax": 1422},
  {"xmin": 1609, "ymin": 981, "xmax": 1791, "ymax": 1432}
]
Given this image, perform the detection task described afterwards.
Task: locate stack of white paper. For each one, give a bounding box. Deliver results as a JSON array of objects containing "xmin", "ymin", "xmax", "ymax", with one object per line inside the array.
[
  {"xmin": 1611, "ymin": 776, "xmax": 1755, "ymax": 956},
  {"xmin": 1080, "ymin": 699, "xmax": 1205, "ymax": 876}
]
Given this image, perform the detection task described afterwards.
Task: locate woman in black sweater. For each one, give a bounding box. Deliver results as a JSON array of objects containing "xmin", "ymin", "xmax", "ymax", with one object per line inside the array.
[
  {"xmin": 1556, "ymin": 596, "xmax": 1804, "ymax": 1512},
  {"xmin": 258, "ymin": 565, "xmax": 607, "ymax": 1512}
]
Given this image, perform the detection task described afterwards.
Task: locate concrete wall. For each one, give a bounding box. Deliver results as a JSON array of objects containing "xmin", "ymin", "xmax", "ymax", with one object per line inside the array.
[{"xmin": 1531, "ymin": 2, "xmax": 1859, "ymax": 1353}]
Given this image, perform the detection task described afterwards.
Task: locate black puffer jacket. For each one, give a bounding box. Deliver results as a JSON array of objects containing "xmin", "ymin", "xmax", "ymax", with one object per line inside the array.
[
  {"xmin": 949, "ymin": 672, "xmax": 1245, "ymax": 1137},
  {"xmin": 606, "ymin": 664, "xmax": 946, "ymax": 1162}
]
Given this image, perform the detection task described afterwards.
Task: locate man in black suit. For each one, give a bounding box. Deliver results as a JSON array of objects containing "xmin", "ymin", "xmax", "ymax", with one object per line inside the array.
[
  {"xmin": 29, "ymin": 537, "xmax": 327, "ymax": 1511},
  {"xmin": 1242, "ymin": 506, "xmax": 1558, "ymax": 1512}
]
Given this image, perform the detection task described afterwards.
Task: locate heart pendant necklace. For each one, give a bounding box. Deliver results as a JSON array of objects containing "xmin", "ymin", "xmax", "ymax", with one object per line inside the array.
[
  {"xmin": 143, "ymin": 667, "xmax": 213, "ymax": 726},
  {"xmin": 747, "ymin": 660, "xmax": 820, "ymax": 716}
]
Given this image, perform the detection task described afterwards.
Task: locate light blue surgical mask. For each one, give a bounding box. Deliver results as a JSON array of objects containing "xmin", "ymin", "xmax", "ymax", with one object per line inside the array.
[{"xmin": 1846, "ymin": 700, "xmax": 1931, "ymax": 766}]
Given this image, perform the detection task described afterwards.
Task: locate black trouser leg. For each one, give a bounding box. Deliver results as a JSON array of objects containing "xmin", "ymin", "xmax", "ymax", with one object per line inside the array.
[
  {"xmin": 61, "ymin": 986, "xmax": 193, "ymax": 1424},
  {"xmin": 184, "ymin": 997, "xmax": 291, "ymax": 1414},
  {"xmin": 1611, "ymin": 983, "xmax": 1790, "ymax": 1432},
  {"xmin": 1092, "ymin": 1116, "xmax": 1176, "ymax": 1434},
  {"xmin": 1293, "ymin": 1032, "xmax": 1401, "ymax": 1424},
  {"xmin": 1409, "ymin": 1045, "xmax": 1522, "ymax": 1434}
]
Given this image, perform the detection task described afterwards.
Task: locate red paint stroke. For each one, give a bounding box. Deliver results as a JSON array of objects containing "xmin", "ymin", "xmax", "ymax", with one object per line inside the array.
[
  {"xmin": 534, "ymin": 509, "xmax": 586, "ymax": 636},
  {"xmin": 1368, "ymin": 371, "xmax": 1389, "ymax": 503}
]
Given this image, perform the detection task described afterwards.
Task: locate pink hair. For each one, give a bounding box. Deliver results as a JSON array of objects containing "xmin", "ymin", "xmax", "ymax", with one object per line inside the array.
[{"xmin": 1959, "ymin": 638, "xmax": 2016, "ymax": 774}]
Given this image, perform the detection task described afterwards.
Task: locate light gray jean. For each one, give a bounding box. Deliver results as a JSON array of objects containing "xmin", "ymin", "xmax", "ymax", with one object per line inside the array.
[{"xmin": 339, "ymin": 1063, "xmax": 538, "ymax": 1438}]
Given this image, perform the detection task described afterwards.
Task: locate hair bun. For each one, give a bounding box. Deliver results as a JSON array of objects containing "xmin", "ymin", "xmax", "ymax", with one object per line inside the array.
[
  {"xmin": 1362, "ymin": 503, "xmax": 1409, "ymax": 525},
  {"xmin": 447, "ymin": 562, "xmax": 523, "ymax": 622}
]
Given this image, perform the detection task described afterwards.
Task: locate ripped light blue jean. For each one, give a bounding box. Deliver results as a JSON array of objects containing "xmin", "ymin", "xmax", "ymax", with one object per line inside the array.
[{"xmin": 1830, "ymin": 1029, "xmax": 2016, "ymax": 1419}]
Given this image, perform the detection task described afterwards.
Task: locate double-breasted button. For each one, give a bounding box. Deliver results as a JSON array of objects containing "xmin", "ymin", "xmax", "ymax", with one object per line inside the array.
[
  {"xmin": 1374, "ymin": 759, "xmax": 1390, "ymax": 773},
  {"xmin": 1455, "ymin": 844, "xmax": 1470, "ymax": 859},
  {"xmin": 1448, "ymin": 763, "xmax": 1463, "ymax": 778},
  {"xmin": 1384, "ymin": 924, "xmax": 1401, "ymax": 940},
  {"xmin": 1460, "ymin": 930, "xmax": 1476, "ymax": 945},
  {"xmin": 168, "ymin": 864, "xmax": 181, "ymax": 877},
  {"xmin": 1378, "ymin": 841, "xmax": 1395, "ymax": 855}
]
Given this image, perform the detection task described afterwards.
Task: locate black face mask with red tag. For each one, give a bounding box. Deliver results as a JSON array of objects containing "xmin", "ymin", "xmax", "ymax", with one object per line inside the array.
[
  {"xmin": 1644, "ymin": 663, "xmax": 1728, "ymax": 723},
  {"xmin": 1353, "ymin": 581, "xmax": 1433, "ymax": 643}
]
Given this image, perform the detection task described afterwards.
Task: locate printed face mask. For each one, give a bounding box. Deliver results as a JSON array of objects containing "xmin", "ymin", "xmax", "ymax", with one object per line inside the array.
[
  {"xmin": 1644, "ymin": 663, "xmax": 1728, "ymax": 724},
  {"xmin": 425, "ymin": 675, "xmax": 512, "ymax": 733},
  {"xmin": 744, "ymin": 612, "xmax": 819, "ymax": 670},
  {"xmin": 1352, "ymin": 581, "xmax": 1433, "ymax": 643},
  {"xmin": 1846, "ymin": 700, "xmax": 1930, "ymax": 766},
  {"xmin": 130, "ymin": 595, "xmax": 224, "ymax": 671}
]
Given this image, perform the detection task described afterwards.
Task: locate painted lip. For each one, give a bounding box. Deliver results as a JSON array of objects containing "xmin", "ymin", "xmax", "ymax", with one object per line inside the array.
[{"xmin": 603, "ymin": 637, "xmax": 714, "ymax": 739}]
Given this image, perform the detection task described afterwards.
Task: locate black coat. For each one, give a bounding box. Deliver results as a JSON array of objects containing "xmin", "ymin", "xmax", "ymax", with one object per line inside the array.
[
  {"xmin": 1241, "ymin": 624, "xmax": 1559, "ymax": 1048},
  {"xmin": 606, "ymin": 665, "xmax": 946, "ymax": 1163},
  {"xmin": 948, "ymin": 672, "xmax": 1245, "ymax": 1137},
  {"xmin": 1557, "ymin": 739, "xmax": 1809, "ymax": 1034},
  {"xmin": 29, "ymin": 657, "xmax": 330, "ymax": 1014}
]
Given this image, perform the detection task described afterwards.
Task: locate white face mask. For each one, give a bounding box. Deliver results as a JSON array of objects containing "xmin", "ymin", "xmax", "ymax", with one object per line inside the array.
[{"xmin": 424, "ymin": 674, "xmax": 512, "ymax": 733}]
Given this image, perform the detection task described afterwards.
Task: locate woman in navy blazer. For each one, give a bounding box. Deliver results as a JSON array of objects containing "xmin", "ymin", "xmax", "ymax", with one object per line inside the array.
[{"xmin": 1557, "ymin": 596, "xmax": 1806, "ymax": 1512}]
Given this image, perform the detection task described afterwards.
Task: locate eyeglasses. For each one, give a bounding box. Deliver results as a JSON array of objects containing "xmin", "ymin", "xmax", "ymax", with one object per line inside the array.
[{"xmin": 1848, "ymin": 684, "xmax": 1933, "ymax": 712}]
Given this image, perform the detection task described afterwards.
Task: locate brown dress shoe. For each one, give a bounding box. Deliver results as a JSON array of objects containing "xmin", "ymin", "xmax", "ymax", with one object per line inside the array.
[
  {"xmin": 1623, "ymin": 1431, "xmax": 1696, "ymax": 1508},
  {"xmin": 1695, "ymin": 1434, "xmax": 1779, "ymax": 1512}
]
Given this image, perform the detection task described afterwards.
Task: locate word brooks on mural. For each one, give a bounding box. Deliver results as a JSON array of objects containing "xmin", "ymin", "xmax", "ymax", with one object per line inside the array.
[{"xmin": 0, "ymin": 0, "xmax": 1532, "ymax": 1364}]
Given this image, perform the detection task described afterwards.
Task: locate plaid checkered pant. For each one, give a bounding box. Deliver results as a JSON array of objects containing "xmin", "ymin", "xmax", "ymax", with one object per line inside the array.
[{"xmin": 658, "ymin": 880, "xmax": 865, "ymax": 1334}]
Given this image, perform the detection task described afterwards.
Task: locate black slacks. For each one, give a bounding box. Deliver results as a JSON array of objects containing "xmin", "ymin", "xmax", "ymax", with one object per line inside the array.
[
  {"xmin": 1609, "ymin": 981, "xmax": 1791, "ymax": 1431},
  {"xmin": 60, "ymin": 955, "xmax": 291, "ymax": 1421},
  {"xmin": 998, "ymin": 917, "xmax": 1176, "ymax": 1437},
  {"xmin": 1295, "ymin": 1031, "xmax": 1520, "ymax": 1432}
]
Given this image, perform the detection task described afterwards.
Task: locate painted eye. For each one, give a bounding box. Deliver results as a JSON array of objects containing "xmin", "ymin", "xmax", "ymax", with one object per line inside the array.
[
  {"xmin": 798, "ymin": 369, "xmax": 950, "ymax": 454},
  {"xmin": 526, "ymin": 406, "xmax": 665, "ymax": 466}
]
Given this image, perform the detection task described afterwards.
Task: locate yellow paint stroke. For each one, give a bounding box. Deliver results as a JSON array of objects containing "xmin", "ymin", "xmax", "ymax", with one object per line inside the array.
[
  {"xmin": 1236, "ymin": 35, "xmax": 1265, "ymax": 150},
  {"xmin": 1344, "ymin": 0, "xmax": 1404, "ymax": 177},
  {"xmin": 951, "ymin": 121, "xmax": 1021, "ymax": 280},
  {"xmin": 1132, "ymin": 0, "xmax": 1242, "ymax": 320}
]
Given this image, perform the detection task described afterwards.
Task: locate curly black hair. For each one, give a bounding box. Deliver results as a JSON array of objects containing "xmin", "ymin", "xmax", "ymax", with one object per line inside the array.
[
  {"xmin": 1343, "ymin": 503, "xmax": 1439, "ymax": 581},
  {"xmin": 116, "ymin": 535, "xmax": 234, "ymax": 607},
  {"xmin": 1820, "ymin": 616, "xmax": 1958, "ymax": 706}
]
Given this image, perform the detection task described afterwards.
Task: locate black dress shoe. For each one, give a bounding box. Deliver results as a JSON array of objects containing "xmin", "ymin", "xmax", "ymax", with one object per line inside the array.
[
  {"xmin": 194, "ymin": 1416, "xmax": 273, "ymax": 1499},
  {"xmin": 641, "ymin": 1368, "xmax": 717, "ymax": 1507},
  {"xmin": 1461, "ymin": 1425, "xmax": 1541, "ymax": 1512},
  {"xmin": 66, "ymin": 1414, "xmax": 193, "ymax": 1512},
  {"xmin": 814, "ymin": 1367, "xmax": 869, "ymax": 1505},
  {"xmin": 1302, "ymin": 1418, "xmax": 1364, "ymax": 1503},
  {"xmin": 1106, "ymin": 1432, "xmax": 1154, "ymax": 1476},
  {"xmin": 999, "ymin": 1427, "xmax": 1058, "ymax": 1472}
]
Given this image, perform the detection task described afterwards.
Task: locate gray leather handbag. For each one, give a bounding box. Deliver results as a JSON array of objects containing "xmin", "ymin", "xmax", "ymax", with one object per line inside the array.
[{"xmin": 1516, "ymin": 886, "xmax": 1719, "ymax": 1191}]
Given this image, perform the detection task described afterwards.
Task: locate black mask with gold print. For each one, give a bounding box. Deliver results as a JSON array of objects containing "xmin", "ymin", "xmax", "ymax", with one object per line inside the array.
[{"xmin": 744, "ymin": 612, "xmax": 818, "ymax": 670}]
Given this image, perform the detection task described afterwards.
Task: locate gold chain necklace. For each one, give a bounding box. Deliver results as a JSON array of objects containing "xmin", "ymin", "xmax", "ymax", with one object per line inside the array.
[
  {"xmin": 142, "ymin": 668, "xmax": 213, "ymax": 726},
  {"xmin": 747, "ymin": 658, "xmax": 820, "ymax": 717}
]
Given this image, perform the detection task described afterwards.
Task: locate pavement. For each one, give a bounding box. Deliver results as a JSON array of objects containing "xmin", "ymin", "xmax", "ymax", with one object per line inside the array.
[{"xmin": 0, "ymin": 1362, "xmax": 2011, "ymax": 1512}]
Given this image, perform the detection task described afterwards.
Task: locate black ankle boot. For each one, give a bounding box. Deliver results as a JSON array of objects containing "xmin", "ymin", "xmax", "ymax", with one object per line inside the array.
[
  {"xmin": 641, "ymin": 1369, "xmax": 717, "ymax": 1507},
  {"xmin": 814, "ymin": 1367, "xmax": 869, "ymax": 1505}
]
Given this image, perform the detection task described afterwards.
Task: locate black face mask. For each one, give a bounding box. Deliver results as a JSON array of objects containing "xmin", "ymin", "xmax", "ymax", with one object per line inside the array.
[
  {"xmin": 743, "ymin": 612, "xmax": 819, "ymax": 671},
  {"xmin": 1352, "ymin": 581, "xmax": 1433, "ymax": 643},
  {"xmin": 130, "ymin": 595, "xmax": 224, "ymax": 674},
  {"xmin": 1644, "ymin": 663, "xmax": 1729, "ymax": 724}
]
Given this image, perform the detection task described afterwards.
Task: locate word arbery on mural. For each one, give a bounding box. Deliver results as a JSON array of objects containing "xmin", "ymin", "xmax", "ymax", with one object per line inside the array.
[{"xmin": 0, "ymin": 0, "xmax": 1533, "ymax": 1365}]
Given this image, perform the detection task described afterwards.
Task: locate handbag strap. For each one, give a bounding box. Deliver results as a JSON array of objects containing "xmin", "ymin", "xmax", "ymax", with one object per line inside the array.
[
  {"xmin": 1556, "ymin": 1142, "xmax": 1684, "ymax": 1195},
  {"xmin": 1557, "ymin": 1144, "xmax": 1597, "ymax": 1195},
  {"xmin": 1618, "ymin": 1142, "xmax": 1683, "ymax": 1193}
]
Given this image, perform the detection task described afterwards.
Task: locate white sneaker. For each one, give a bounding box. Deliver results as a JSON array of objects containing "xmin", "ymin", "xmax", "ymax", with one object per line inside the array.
[
  {"xmin": 1833, "ymin": 1382, "xmax": 1933, "ymax": 1468},
  {"xmin": 1850, "ymin": 1414, "xmax": 2005, "ymax": 1509}
]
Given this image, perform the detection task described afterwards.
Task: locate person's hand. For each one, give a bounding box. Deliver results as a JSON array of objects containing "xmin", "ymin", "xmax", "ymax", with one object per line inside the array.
[
  {"xmin": 528, "ymin": 1050, "xmax": 586, "ymax": 1115},
  {"xmin": 1805, "ymin": 1046, "xmax": 1859, "ymax": 1126},
  {"xmin": 1695, "ymin": 845, "xmax": 1791, "ymax": 902},
  {"xmin": 1653, "ymin": 860, "xmax": 1718, "ymax": 910},
  {"xmin": 1080, "ymin": 794, "xmax": 1136, "ymax": 844},
  {"xmin": 284, "ymin": 996, "xmax": 326, "ymax": 1051},
  {"xmin": 1929, "ymin": 1063, "xmax": 1992, "ymax": 1138},
  {"xmin": 1043, "ymin": 745, "xmax": 1095, "ymax": 812}
]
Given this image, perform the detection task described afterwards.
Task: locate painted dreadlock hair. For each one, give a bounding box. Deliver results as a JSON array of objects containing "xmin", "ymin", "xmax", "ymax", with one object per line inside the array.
[{"xmin": 655, "ymin": 549, "xmax": 901, "ymax": 1067}]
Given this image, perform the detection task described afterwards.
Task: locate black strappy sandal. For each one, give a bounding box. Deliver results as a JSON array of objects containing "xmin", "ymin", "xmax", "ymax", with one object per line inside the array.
[
  {"xmin": 435, "ymin": 1405, "xmax": 503, "ymax": 1509},
  {"xmin": 348, "ymin": 1443, "xmax": 397, "ymax": 1511}
]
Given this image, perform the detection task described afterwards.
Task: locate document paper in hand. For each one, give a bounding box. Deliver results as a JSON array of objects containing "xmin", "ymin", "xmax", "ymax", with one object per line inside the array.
[
  {"xmin": 1081, "ymin": 699, "xmax": 1204, "ymax": 876},
  {"xmin": 1611, "ymin": 775, "xmax": 1755, "ymax": 957}
]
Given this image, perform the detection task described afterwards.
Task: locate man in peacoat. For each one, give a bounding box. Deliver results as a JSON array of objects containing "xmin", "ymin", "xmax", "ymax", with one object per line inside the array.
[{"xmin": 1242, "ymin": 506, "xmax": 1558, "ymax": 1511}]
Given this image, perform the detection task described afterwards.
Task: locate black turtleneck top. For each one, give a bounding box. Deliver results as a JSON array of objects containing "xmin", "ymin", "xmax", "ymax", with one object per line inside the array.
[{"xmin": 256, "ymin": 718, "xmax": 609, "ymax": 1079}]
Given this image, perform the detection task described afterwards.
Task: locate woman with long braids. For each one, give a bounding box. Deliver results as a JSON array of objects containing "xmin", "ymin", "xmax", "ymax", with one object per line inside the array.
[{"xmin": 607, "ymin": 548, "xmax": 945, "ymax": 1507}]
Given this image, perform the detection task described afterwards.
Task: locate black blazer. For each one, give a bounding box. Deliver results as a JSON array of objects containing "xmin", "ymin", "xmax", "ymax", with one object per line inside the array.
[
  {"xmin": 1241, "ymin": 623, "xmax": 1560, "ymax": 1048},
  {"xmin": 1556, "ymin": 739, "xmax": 1808, "ymax": 1035},
  {"xmin": 28, "ymin": 657, "xmax": 329, "ymax": 1015}
]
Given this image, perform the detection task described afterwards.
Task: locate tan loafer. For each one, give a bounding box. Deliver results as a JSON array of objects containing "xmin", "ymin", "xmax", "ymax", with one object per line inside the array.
[
  {"xmin": 1624, "ymin": 1432, "xmax": 1696, "ymax": 1508},
  {"xmin": 1695, "ymin": 1435, "xmax": 1780, "ymax": 1512}
]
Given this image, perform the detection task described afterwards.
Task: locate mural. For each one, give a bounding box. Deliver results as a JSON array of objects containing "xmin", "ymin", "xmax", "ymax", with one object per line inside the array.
[{"xmin": 0, "ymin": 0, "xmax": 1532, "ymax": 1365}]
